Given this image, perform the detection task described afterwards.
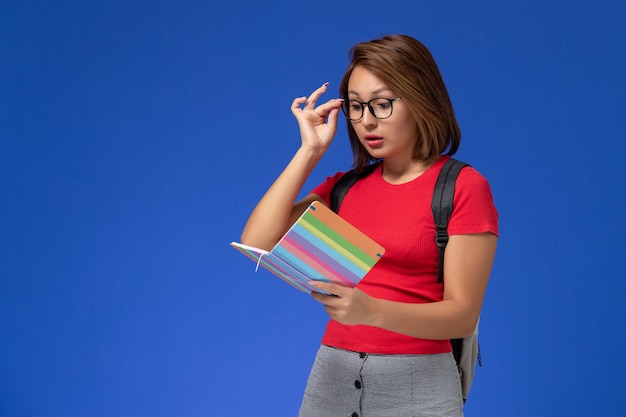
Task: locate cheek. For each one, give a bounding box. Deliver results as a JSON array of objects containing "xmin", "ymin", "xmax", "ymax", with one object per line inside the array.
[
  {"xmin": 350, "ymin": 122, "xmax": 366, "ymax": 138},
  {"xmin": 398, "ymin": 117, "xmax": 420, "ymax": 140},
  {"xmin": 396, "ymin": 124, "xmax": 414, "ymax": 141}
]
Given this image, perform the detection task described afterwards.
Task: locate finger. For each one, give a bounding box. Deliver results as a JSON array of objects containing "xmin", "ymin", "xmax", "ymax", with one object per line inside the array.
[
  {"xmin": 313, "ymin": 98, "xmax": 344, "ymax": 119},
  {"xmin": 310, "ymin": 291, "xmax": 326, "ymax": 303},
  {"xmin": 291, "ymin": 97, "xmax": 309, "ymax": 119},
  {"xmin": 309, "ymin": 280, "xmax": 346, "ymax": 296},
  {"xmin": 303, "ymin": 82, "xmax": 330, "ymax": 110},
  {"xmin": 325, "ymin": 107, "xmax": 340, "ymax": 131},
  {"xmin": 291, "ymin": 96, "xmax": 307, "ymax": 111},
  {"xmin": 310, "ymin": 292, "xmax": 340, "ymax": 309},
  {"xmin": 324, "ymin": 305, "xmax": 337, "ymax": 317}
]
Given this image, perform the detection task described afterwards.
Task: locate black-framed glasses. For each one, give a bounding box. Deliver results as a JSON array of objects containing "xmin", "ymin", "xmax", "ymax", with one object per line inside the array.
[{"xmin": 341, "ymin": 97, "xmax": 401, "ymax": 121}]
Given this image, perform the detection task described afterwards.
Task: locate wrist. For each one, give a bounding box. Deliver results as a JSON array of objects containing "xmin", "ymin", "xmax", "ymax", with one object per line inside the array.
[
  {"xmin": 295, "ymin": 145, "xmax": 326, "ymax": 163},
  {"xmin": 360, "ymin": 291, "xmax": 384, "ymax": 328}
]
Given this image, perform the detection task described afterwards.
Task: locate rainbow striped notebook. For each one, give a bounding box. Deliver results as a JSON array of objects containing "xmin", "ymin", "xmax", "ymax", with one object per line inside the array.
[{"xmin": 230, "ymin": 201, "xmax": 385, "ymax": 294}]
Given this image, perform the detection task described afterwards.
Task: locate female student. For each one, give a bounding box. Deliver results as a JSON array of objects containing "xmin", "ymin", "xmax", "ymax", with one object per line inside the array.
[{"xmin": 240, "ymin": 34, "xmax": 498, "ymax": 417}]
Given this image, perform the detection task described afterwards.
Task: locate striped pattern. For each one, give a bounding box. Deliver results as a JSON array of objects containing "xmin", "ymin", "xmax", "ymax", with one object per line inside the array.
[{"xmin": 231, "ymin": 201, "xmax": 385, "ymax": 294}]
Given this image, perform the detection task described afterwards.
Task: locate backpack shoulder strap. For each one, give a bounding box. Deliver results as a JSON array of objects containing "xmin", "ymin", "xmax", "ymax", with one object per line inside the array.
[
  {"xmin": 330, "ymin": 163, "xmax": 378, "ymax": 213},
  {"xmin": 331, "ymin": 158, "xmax": 468, "ymax": 284},
  {"xmin": 432, "ymin": 158, "xmax": 469, "ymax": 283}
]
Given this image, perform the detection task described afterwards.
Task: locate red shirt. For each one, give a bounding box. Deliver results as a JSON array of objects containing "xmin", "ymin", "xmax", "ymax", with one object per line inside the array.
[{"xmin": 310, "ymin": 156, "xmax": 499, "ymax": 354}]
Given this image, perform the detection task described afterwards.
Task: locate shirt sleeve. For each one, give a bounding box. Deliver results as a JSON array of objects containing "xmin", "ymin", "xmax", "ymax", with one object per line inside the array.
[
  {"xmin": 448, "ymin": 167, "xmax": 499, "ymax": 237},
  {"xmin": 309, "ymin": 171, "xmax": 347, "ymax": 206}
]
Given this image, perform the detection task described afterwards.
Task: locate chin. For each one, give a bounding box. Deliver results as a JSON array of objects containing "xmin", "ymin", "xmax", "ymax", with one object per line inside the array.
[{"xmin": 365, "ymin": 147, "xmax": 387, "ymax": 159}]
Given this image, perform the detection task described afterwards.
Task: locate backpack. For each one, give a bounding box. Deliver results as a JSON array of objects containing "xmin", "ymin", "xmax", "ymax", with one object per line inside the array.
[{"xmin": 329, "ymin": 157, "xmax": 481, "ymax": 403}]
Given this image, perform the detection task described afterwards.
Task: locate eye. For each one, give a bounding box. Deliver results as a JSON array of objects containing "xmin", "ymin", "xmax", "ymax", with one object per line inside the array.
[
  {"xmin": 375, "ymin": 100, "xmax": 391, "ymax": 110},
  {"xmin": 349, "ymin": 101, "xmax": 363, "ymax": 111}
]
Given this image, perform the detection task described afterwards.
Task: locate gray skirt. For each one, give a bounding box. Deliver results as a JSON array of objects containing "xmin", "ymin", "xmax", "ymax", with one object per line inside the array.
[{"xmin": 298, "ymin": 345, "xmax": 464, "ymax": 417}]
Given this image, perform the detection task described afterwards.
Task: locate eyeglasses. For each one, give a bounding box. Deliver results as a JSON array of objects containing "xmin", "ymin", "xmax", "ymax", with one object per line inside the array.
[{"xmin": 341, "ymin": 97, "xmax": 401, "ymax": 121}]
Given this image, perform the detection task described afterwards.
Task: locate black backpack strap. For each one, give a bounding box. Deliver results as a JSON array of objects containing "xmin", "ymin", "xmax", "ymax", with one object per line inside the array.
[
  {"xmin": 432, "ymin": 158, "xmax": 469, "ymax": 283},
  {"xmin": 332, "ymin": 158, "xmax": 468, "ymax": 284},
  {"xmin": 330, "ymin": 163, "xmax": 378, "ymax": 213}
]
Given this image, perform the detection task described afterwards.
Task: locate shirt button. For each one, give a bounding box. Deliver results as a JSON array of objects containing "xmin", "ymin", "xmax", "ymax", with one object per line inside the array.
[
  {"xmin": 351, "ymin": 413, "xmax": 359, "ymax": 417},
  {"xmin": 359, "ymin": 352, "xmax": 366, "ymax": 359},
  {"xmin": 354, "ymin": 380, "xmax": 362, "ymax": 389}
]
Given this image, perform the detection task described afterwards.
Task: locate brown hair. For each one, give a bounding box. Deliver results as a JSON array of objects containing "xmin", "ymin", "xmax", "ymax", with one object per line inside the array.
[{"xmin": 339, "ymin": 34, "xmax": 461, "ymax": 172}]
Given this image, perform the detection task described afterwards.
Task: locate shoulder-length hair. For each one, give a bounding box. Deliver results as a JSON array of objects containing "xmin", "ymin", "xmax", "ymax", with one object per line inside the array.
[{"xmin": 339, "ymin": 34, "xmax": 461, "ymax": 172}]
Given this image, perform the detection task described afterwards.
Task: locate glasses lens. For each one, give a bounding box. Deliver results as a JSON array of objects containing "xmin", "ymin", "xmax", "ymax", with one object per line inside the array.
[
  {"xmin": 343, "ymin": 100, "xmax": 364, "ymax": 120},
  {"xmin": 371, "ymin": 98, "xmax": 393, "ymax": 119}
]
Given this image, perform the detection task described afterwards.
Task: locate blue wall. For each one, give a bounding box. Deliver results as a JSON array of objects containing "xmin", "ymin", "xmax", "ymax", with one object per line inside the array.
[{"xmin": 2, "ymin": 1, "xmax": 625, "ymax": 416}]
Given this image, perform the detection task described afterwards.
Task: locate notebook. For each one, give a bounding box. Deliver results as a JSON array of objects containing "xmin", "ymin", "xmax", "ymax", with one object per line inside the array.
[{"xmin": 231, "ymin": 201, "xmax": 385, "ymax": 294}]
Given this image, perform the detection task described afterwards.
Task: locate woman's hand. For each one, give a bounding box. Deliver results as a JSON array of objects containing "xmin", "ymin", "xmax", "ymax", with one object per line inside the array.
[
  {"xmin": 291, "ymin": 82, "xmax": 344, "ymax": 153},
  {"xmin": 308, "ymin": 234, "xmax": 498, "ymax": 340},
  {"xmin": 309, "ymin": 281, "xmax": 377, "ymax": 326}
]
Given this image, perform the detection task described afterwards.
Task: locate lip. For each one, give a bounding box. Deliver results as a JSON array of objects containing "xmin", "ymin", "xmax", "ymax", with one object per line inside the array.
[{"xmin": 364, "ymin": 134, "xmax": 383, "ymax": 147}]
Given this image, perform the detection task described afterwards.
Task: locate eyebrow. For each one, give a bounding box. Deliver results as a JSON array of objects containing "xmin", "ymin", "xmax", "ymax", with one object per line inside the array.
[{"xmin": 347, "ymin": 87, "xmax": 393, "ymax": 97}]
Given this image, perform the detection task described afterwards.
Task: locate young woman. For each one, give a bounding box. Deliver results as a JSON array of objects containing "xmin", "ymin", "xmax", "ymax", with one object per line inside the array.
[{"xmin": 240, "ymin": 34, "xmax": 498, "ymax": 417}]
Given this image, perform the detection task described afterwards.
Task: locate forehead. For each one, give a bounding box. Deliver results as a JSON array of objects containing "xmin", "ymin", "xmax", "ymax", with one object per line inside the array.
[{"xmin": 347, "ymin": 66, "xmax": 392, "ymax": 97}]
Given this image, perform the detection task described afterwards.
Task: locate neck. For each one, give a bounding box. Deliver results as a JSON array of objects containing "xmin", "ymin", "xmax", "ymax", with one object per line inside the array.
[{"xmin": 381, "ymin": 156, "xmax": 440, "ymax": 184}]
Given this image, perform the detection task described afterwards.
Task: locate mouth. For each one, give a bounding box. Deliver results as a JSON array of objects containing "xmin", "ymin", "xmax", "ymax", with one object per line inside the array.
[{"xmin": 364, "ymin": 135, "xmax": 383, "ymax": 147}]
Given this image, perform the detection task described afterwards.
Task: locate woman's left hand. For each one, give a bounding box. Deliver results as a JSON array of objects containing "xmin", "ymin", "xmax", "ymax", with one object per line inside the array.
[{"xmin": 309, "ymin": 281, "xmax": 376, "ymax": 326}]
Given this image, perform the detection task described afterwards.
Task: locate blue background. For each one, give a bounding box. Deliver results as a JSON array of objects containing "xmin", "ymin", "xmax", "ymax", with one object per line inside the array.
[{"xmin": 2, "ymin": 1, "xmax": 625, "ymax": 416}]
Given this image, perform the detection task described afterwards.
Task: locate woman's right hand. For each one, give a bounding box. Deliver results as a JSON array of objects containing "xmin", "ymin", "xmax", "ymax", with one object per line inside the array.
[
  {"xmin": 291, "ymin": 82, "xmax": 344, "ymax": 153},
  {"xmin": 240, "ymin": 83, "xmax": 342, "ymax": 250}
]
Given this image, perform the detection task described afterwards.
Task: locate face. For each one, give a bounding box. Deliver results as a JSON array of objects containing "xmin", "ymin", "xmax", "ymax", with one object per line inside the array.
[{"xmin": 346, "ymin": 66, "xmax": 418, "ymax": 163}]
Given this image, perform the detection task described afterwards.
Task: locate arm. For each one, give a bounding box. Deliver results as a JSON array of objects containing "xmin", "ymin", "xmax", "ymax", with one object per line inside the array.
[
  {"xmin": 310, "ymin": 232, "xmax": 498, "ymax": 340},
  {"xmin": 240, "ymin": 83, "xmax": 344, "ymax": 251}
]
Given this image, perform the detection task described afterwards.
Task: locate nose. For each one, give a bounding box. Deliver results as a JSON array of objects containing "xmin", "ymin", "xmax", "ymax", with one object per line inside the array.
[{"xmin": 360, "ymin": 105, "xmax": 377, "ymax": 127}]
